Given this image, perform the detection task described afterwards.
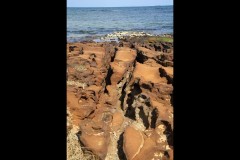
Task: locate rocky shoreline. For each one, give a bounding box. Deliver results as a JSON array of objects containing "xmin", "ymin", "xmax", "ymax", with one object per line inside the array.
[
  {"xmin": 67, "ymin": 35, "xmax": 173, "ymax": 160},
  {"xmin": 67, "ymin": 31, "xmax": 173, "ymax": 43},
  {"xmin": 95, "ymin": 32, "xmax": 172, "ymax": 43}
]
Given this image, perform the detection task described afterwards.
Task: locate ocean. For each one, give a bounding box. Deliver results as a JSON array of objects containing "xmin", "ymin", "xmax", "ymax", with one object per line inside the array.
[{"xmin": 67, "ymin": 6, "xmax": 173, "ymax": 42}]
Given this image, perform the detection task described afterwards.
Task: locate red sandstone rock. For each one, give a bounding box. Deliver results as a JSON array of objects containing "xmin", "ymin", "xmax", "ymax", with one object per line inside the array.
[
  {"xmin": 111, "ymin": 112, "xmax": 124, "ymax": 131},
  {"xmin": 67, "ymin": 39, "xmax": 174, "ymax": 160},
  {"xmin": 123, "ymin": 126, "xmax": 145, "ymax": 160},
  {"xmin": 80, "ymin": 132, "xmax": 109, "ymax": 159}
]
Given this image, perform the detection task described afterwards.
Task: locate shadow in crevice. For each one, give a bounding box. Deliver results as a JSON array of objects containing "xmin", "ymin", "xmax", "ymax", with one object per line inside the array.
[
  {"xmin": 139, "ymin": 106, "xmax": 149, "ymax": 128},
  {"xmin": 164, "ymin": 151, "xmax": 170, "ymax": 158},
  {"xmin": 136, "ymin": 50, "xmax": 148, "ymax": 63},
  {"xmin": 104, "ymin": 87, "xmax": 109, "ymax": 94},
  {"xmin": 119, "ymin": 82, "xmax": 127, "ymax": 110},
  {"xmin": 105, "ymin": 67, "xmax": 113, "ymax": 86},
  {"xmin": 125, "ymin": 102, "xmax": 136, "ymax": 120},
  {"xmin": 126, "ymin": 82, "xmax": 142, "ymax": 107},
  {"xmin": 104, "ymin": 67, "xmax": 113, "ymax": 94},
  {"xmin": 125, "ymin": 82, "xmax": 142, "ymax": 120},
  {"xmin": 159, "ymin": 68, "xmax": 166, "ymax": 77},
  {"xmin": 159, "ymin": 68, "xmax": 172, "ymax": 84},
  {"xmin": 76, "ymin": 130, "xmax": 82, "ymax": 144},
  {"xmin": 141, "ymin": 83, "xmax": 152, "ymax": 92},
  {"xmin": 151, "ymin": 108, "xmax": 158, "ymax": 128},
  {"xmin": 162, "ymin": 120, "xmax": 173, "ymax": 146},
  {"xmin": 117, "ymin": 132, "xmax": 127, "ymax": 160},
  {"xmin": 111, "ymin": 47, "xmax": 118, "ymax": 62}
]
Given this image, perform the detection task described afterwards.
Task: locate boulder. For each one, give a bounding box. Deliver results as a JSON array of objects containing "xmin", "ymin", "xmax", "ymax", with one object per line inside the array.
[{"xmin": 123, "ymin": 126, "xmax": 144, "ymax": 160}]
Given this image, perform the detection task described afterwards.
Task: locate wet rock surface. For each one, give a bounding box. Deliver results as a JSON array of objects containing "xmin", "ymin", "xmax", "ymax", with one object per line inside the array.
[{"xmin": 67, "ymin": 36, "xmax": 173, "ymax": 160}]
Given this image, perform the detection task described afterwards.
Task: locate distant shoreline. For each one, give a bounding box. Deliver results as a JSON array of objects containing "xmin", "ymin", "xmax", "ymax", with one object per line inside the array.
[{"xmin": 67, "ymin": 5, "xmax": 173, "ymax": 8}]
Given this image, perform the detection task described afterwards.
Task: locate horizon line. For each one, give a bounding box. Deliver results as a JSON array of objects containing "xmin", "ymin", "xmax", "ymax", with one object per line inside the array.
[{"xmin": 67, "ymin": 5, "xmax": 173, "ymax": 8}]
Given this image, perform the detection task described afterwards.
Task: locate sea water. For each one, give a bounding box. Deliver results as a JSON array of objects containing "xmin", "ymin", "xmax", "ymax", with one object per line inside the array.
[{"xmin": 67, "ymin": 6, "xmax": 173, "ymax": 42}]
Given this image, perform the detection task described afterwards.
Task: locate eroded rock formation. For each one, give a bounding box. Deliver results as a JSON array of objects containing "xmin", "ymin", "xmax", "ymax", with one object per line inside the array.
[{"xmin": 67, "ymin": 36, "xmax": 173, "ymax": 160}]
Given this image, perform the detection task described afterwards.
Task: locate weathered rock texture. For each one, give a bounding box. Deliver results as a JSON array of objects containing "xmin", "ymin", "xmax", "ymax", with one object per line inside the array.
[{"xmin": 67, "ymin": 36, "xmax": 173, "ymax": 160}]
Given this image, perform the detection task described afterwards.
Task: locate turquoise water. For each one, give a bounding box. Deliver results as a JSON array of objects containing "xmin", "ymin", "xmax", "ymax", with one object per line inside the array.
[{"xmin": 67, "ymin": 6, "xmax": 173, "ymax": 42}]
